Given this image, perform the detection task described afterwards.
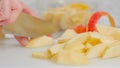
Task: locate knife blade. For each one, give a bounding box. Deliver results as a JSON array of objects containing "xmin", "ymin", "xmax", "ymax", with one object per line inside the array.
[{"xmin": 2, "ymin": 13, "xmax": 61, "ymax": 37}]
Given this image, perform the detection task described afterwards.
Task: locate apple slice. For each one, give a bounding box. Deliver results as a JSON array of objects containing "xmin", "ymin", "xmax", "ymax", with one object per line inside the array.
[
  {"xmin": 102, "ymin": 42, "xmax": 120, "ymax": 59},
  {"xmin": 96, "ymin": 25, "xmax": 118, "ymax": 35},
  {"xmin": 48, "ymin": 44, "xmax": 64, "ymax": 55},
  {"xmin": 64, "ymin": 43, "xmax": 85, "ymax": 53},
  {"xmin": 69, "ymin": 3, "xmax": 90, "ymax": 10},
  {"xmin": 87, "ymin": 32, "xmax": 102, "ymax": 46},
  {"xmin": 85, "ymin": 43, "xmax": 93, "ymax": 49},
  {"xmin": 58, "ymin": 29, "xmax": 77, "ymax": 43},
  {"xmin": 109, "ymin": 30, "xmax": 120, "ymax": 41},
  {"xmin": 100, "ymin": 36, "xmax": 117, "ymax": 46},
  {"xmin": 32, "ymin": 51, "xmax": 51, "ymax": 59},
  {"xmin": 97, "ymin": 25, "xmax": 120, "ymax": 41},
  {"xmin": 51, "ymin": 50, "xmax": 89, "ymax": 65},
  {"xmin": 86, "ymin": 44, "xmax": 107, "ymax": 58},
  {"xmin": 64, "ymin": 32, "xmax": 89, "ymax": 49},
  {"xmin": 26, "ymin": 36, "xmax": 54, "ymax": 48}
]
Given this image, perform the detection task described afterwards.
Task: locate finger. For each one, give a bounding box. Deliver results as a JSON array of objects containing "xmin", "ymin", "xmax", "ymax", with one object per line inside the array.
[
  {"xmin": 0, "ymin": 0, "xmax": 11, "ymax": 24},
  {"xmin": 6, "ymin": 0, "xmax": 23, "ymax": 24},
  {"xmin": 14, "ymin": 36, "xmax": 29, "ymax": 46},
  {"xmin": 0, "ymin": 20, "xmax": 8, "ymax": 25},
  {"xmin": 20, "ymin": 2, "xmax": 39, "ymax": 18}
]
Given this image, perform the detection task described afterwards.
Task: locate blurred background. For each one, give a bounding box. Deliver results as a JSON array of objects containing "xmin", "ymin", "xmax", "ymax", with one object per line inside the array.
[{"xmin": 21, "ymin": 0, "xmax": 120, "ymax": 27}]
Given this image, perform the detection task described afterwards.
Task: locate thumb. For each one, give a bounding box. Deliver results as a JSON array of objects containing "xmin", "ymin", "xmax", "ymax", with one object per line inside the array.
[
  {"xmin": 0, "ymin": 0, "xmax": 11, "ymax": 24},
  {"xmin": 14, "ymin": 36, "xmax": 29, "ymax": 46}
]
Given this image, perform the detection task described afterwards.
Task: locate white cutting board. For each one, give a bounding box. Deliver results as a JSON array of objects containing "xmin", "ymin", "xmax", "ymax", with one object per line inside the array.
[{"xmin": 0, "ymin": 38, "xmax": 120, "ymax": 68}]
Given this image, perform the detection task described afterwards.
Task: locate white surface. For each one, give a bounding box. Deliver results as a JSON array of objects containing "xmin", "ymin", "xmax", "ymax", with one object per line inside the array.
[{"xmin": 0, "ymin": 38, "xmax": 120, "ymax": 68}]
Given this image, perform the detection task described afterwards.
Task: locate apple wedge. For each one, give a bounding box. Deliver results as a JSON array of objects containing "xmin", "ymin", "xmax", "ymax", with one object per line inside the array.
[
  {"xmin": 100, "ymin": 36, "xmax": 117, "ymax": 46},
  {"xmin": 32, "ymin": 51, "xmax": 51, "ymax": 59},
  {"xmin": 26, "ymin": 36, "xmax": 54, "ymax": 48},
  {"xmin": 96, "ymin": 25, "xmax": 120, "ymax": 41},
  {"xmin": 63, "ymin": 32, "xmax": 89, "ymax": 53},
  {"xmin": 85, "ymin": 43, "xmax": 93, "ymax": 49},
  {"xmin": 64, "ymin": 32, "xmax": 89, "ymax": 48},
  {"xmin": 87, "ymin": 32, "xmax": 102, "ymax": 46},
  {"xmin": 86, "ymin": 44, "xmax": 107, "ymax": 58},
  {"xmin": 48, "ymin": 44, "xmax": 64, "ymax": 55},
  {"xmin": 102, "ymin": 41, "xmax": 120, "ymax": 59},
  {"xmin": 110, "ymin": 30, "xmax": 120, "ymax": 41},
  {"xmin": 58, "ymin": 29, "xmax": 77, "ymax": 43},
  {"xmin": 51, "ymin": 50, "xmax": 89, "ymax": 65},
  {"xmin": 96, "ymin": 24, "xmax": 117, "ymax": 35},
  {"xmin": 64, "ymin": 43, "xmax": 85, "ymax": 53}
]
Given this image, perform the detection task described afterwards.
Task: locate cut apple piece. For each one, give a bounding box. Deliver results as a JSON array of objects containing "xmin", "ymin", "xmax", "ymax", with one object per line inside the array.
[
  {"xmin": 88, "ymin": 31, "xmax": 116, "ymax": 46},
  {"xmin": 64, "ymin": 43, "xmax": 85, "ymax": 53},
  {"xmin": 64, "ymin": 32, "xmax": 89, "ymax": 49},
  {"xmin": 102, "ymin": 42, "xmax": 120, "ymax": 59},
  {"xmin": 69, "ymin": 3, "xmax": 90, "ymax": 10},
  {"xmin": 97, "ymin": 25, "xmax": 120, "ymax": 41},
  {"xmin": 58, "ymin": 29, "xmax": 77, "ymax": 43},
  {"xmin": 51, "ymin": 50, "xmax": 89, "ymax": 65},
  {"xmin": 32, "ymin": 51, "xmax": 51, "ymax": 59},
  {"xmin": 96, "ymin": 24, "xmax": 117, "ymax": 35},
  {"xmin": 100, "ymin": 36, "xmax": 117, "ymax": 45},
  {"xmin": 86, "ymin": 44, "xmax": 107, "ymax": 58},
  {"xmin": 85, "ymin": 43, "xmax": 93, "ymax": 49},
  {"xmin": 110, "ymin": 30, "xmax": 120, "ymax": 41},
  {"xmin": 89, "ymin": 32, "xmax": 102, "ymax": 39},
  {"xmin": 66, "ymin": 32, "xmax": 90, "ymax": 46},
  {"xmin": 48, "ymin": 44, "xmax": 64, "ymax": 55},
  {"xmin": 108, "ymin": 41, "xmax": 120, "ymax": 47},
  {"xmin": 86, "ymin": 32, "xmax": 102, "ymax": 46},
  {"xmin": 26, "ymin": 36, "xmax": 54, "ymax": 48}
]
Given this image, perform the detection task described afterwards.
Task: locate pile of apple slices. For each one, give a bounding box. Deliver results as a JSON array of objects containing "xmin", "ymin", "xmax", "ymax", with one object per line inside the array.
[{"xmin": 30, "ymin": 25, "xmax": 120, "ymax": 65}]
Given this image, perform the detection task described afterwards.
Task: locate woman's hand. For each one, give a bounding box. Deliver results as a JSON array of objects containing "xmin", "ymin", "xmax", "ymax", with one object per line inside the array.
[{"xmin": 0, "ymin": 0, "xmax": 39, "ymax": 46}]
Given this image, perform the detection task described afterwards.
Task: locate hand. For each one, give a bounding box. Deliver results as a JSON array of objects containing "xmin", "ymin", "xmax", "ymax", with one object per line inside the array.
[{"xmin": 0, "ymin": 0, "xmax": 39, "ymax": 46}]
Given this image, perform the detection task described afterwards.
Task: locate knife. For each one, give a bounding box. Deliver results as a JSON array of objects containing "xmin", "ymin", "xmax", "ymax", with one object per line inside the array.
[{"xmin": 2, "ymin": 13, "xmax": 61, "ymax": 37}]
